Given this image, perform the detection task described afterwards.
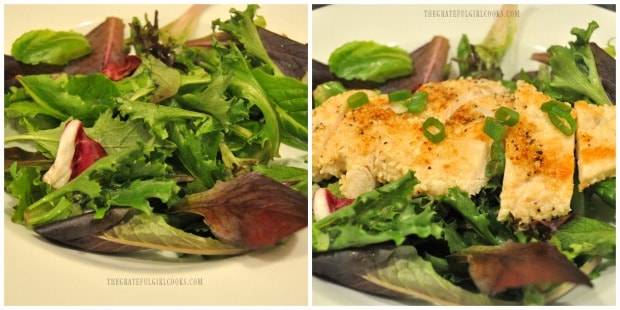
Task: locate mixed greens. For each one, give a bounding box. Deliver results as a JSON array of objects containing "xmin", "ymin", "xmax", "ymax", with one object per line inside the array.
[
  {"xmin": 5, "ymin": 5, "xmax": 308, "ymax": 255},
  {"xmin": 312, "ymin": 5, "xmax": 615, "ymax": 305}
]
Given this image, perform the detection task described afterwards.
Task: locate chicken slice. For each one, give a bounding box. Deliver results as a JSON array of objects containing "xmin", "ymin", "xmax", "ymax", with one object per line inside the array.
[
  {"xmin": 498, "ymin": 81, "xmax": 575, "ymax": 227},
  {"xmin": 574, "ymin": 100, "xmax": 616, "ymax": 190},
  {"xmin": 312, "ymin": 89, "xmax": 381, "ymax": 185},
  {"xmin": 313, "ymin": 78, "xmax": 512, "ymax": 198}
]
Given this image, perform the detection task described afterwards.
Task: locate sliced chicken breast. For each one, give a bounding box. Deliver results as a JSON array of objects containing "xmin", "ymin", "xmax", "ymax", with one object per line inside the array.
[
  {"xmin": 498, "ymin": 81, "xmax": 575, "ymax": 227},
  {"xmin": 574, "ymin": 100, "xmax": 616, "ymax": 190},
  {"xmin": 312, "ymin": 78, "xmax": 512, "ymax": 198}
]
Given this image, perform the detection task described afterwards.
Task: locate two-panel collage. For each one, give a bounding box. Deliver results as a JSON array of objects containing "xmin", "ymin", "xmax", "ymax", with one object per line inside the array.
[{"xmin": 2, "ymin": 1, "xmax": 616, "ymax": 307}]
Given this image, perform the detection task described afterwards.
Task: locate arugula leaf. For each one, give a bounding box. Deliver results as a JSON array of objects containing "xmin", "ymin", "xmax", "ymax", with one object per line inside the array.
[
  {"xmin": 313, "ymin": 171, "xmax": 443, "ymax": 252},
  {"xmin": 104, "ymin": 179, "xmax": 179, "ymax": 217},
  {"xmin": 592, "ymin": 178, "xmax": 615, "ymax": 206}
]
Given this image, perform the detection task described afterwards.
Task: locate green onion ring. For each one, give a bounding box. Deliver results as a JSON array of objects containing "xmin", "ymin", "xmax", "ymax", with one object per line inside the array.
[
  {"xmin": 495, "ymin": 106, "xmax": 520, "ymax": 127},
  {"xmin": 541, "ymin": 100, "xmax": 575, "ymax": 136},
  {"xmin": 422, "ymin": 116, "xmax": 445, "ymax": 143}
]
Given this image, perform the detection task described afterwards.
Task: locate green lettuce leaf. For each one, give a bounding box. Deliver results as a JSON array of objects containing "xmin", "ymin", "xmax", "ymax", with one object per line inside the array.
[
  {"xmin": 117, "ymin": 98, "xmax": 207, "ymax": 140},
  {"xmin": 220, "ymin": 43, "xmax": 280, "ymax": 159},
  {"xmin": 20, "ymin": 141, "xmax": 178, "ymax": 226},
  {"xmin": 440, "ymin": 187, "xmax": 500, "ymax": 245},
  {"xmin": 551, "ymin": 216, "xmax": 615, "ymax": 260},
  {"xmin": 98, "ymin": 212, "xmax": 245, "ymax": 255},
  {"xmin": 545, "ymin": 21, "xmax": 612, "ymax": 105},
  {"xmin": 213, "ymin": 4, "xmax": 284, "ymax": 76},
  {"xmin": 252, "ymin": 68, "xmax": 308, "ymax": 150},
  {"xmin": 13, "ymin": 73, "xmax": 118, "ymax": 125},
  {"xmin": 366, "ymin": 246, "xmax": 510, "ymax": 305},
  {"xmin": 313, "ymin": 171, "xmax": 443, "ymax": 252}
]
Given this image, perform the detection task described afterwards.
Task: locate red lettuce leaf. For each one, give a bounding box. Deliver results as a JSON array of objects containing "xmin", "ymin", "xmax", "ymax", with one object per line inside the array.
[
  {"xmin": 64, "ymin": 17, "xmax": 126, "ymax": 75},
  {"xmin": 172, "ymin": 172, "xmax": 308, "ymax": 249},
  {"xmin": 453, "ymin": 240, "xmax": 592, "ymax": 295},
  {"xmin": 102, "ymin": 55, "xmax": 141, "ymax": 81}
]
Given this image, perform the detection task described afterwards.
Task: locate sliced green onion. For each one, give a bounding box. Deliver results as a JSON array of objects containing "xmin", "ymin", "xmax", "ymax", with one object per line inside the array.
[
  {"xmin": 347, "ymin": 91, "xmax": 370, "ymax": 108},
  {"xmin": 483, "ymin": 117, "xmax": 506, "ymax": 141},
  {"xmin": 486, "ymin": 140, "xmax": 506, "ymax": 177},
  {"xmin": 546, "ymin": 111, "xmax": 576, "ymax": 136},
  {"xmin": 313, "ymin": 81, "xmax": 346, "ymax": 107},
  {"xmin": 407, "ymin": 91, "xmax": 428, "ymax": 113},
  {"xmin": 388, "ymin": 89, "xmax": 411, "ymax": 102},
  {"xmin": 494, "ymin": 107, "xmax": 519, "ymax": 127},
  {"xmin": 541, "ymin": 100, "xmax": 571, "ymax": 114},
  {"xmin": 540, "ymin": 100, "xmax": 575, "ymax": 136},
  {"xmin": 422, "ymin": 117, "xmax": 445, "ymax": 143}
]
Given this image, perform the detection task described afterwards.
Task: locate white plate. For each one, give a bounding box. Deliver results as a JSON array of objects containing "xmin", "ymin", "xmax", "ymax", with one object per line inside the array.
[
  {"xmin": 4, "ymin": 4, "xmax": 309, "ymax": 306},
  {"xmin": 312, "ymin": 4, "xmax": 615, "ymax": 306}
]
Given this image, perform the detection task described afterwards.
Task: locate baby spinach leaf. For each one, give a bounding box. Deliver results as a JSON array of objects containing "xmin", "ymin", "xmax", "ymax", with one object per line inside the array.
[
  {"xmin": 11, "ymin": 29, "xmax": 92, "ymax": 65},
  {"xmin": 328, "ymin": 41, "xmax": 413, "ymax": 83}
]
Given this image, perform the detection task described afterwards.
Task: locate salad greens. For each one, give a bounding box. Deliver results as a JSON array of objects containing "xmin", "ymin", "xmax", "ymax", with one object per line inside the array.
[
  {"xmin": 312, "ymin": 6, "xmax": 615, "ymax": 306},
  {"xmin": 455, "ymin": 4, "xmax": 518, "ymax": 80},
  {"xmin": 5, "ymin": 5, "xmax": 308, "ymax": 255},
  {"xmin": 11, "ymin": 29, "xmax": 93, "ymax": 65},
  {"xmin": 328, "ymin": 41, "xmax": 413, "ymax": 83},
  {"xmin": 533, "ymin": 21, "xmax": 613, "ymax": 106}
]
